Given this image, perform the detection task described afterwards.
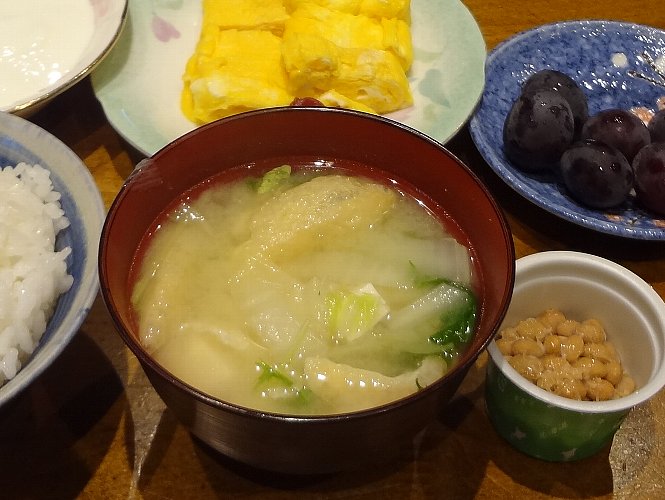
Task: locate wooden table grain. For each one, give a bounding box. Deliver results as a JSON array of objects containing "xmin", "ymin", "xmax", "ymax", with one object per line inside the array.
[{"xmin": 3, "ymin": 1, "xmax": 665, "ymax": 498}]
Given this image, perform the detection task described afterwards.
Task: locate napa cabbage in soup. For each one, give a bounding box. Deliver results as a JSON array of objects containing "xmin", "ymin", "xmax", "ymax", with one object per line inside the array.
[{"xmin": 131, "ymin": 165, "xmax": 476, "ymax": 415}]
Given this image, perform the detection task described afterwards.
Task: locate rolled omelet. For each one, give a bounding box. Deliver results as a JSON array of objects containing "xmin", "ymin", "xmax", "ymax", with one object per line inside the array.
[
  {"xmin": 281, "ymin": 4, "xmax": 413, "ymax": 113},
  {"xmin": 201, "ymin": 0, "xmax": 289, "ymax": 34},
  {"xmin": 182, "ymin": 28, "xmax": 294, "ymax": 124},
  {"xmin": 284, "ymin": 0, "xmax": 411, "ymax": 21},
  {"xmin": 181, "ymin": 0, "xmax": 413, "ymax": 124},
  {"xmin": 284, "ymin": 3, "xmax": 412, "ymax": 70}
]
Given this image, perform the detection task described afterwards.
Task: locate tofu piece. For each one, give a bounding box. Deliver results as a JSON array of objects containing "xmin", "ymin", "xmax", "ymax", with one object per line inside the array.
[
  {"xmin": 202, "ymin": 0, "xmax": 289, "ymax": 34},
  {"xmin": 182, "ymin": 28, "xmax": 294, "ymax": 124}
]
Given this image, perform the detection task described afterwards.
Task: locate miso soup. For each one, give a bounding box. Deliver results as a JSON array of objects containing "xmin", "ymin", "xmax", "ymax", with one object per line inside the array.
[{"xmin": 130, "ymin": 164, "xmax": 477, "ymax": 415}]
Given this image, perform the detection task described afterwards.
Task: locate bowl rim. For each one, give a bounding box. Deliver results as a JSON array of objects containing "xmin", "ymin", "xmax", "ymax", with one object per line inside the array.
[
  {"xmin": 100, "ymin": 106, "xmax": 516, "ymax": 421},
  {"xmin": 487, "ymin": 250, "xmax": 665, "ymax": 414}
]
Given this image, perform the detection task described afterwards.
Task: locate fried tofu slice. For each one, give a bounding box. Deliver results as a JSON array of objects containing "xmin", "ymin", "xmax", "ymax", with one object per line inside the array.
[
  {"xmin": 182, "ymin": 28, "xmax": 294, "ymax": 124},
  {"xmin": 248, "ymin": 174, "xmax": 397, "ymax": 260}
]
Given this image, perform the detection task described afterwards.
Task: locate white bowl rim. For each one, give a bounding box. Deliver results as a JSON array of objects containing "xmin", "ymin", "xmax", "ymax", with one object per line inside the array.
[{"xmin": 487, "ymin": 250, "xmax": 665, "ymax": 414}]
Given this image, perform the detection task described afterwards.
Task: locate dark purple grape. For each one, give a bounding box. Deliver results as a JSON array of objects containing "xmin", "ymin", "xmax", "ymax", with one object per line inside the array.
[
  {"xmin": 581, "ymin": 109, "xmax": 650, "ymax": 163},
  {"xmin": 522, "ymin": 69, "xmax": 589, "ymax": 136},
  {"xmin": 633, "ymin": 142, "xmax": 665, "ymax": 216},
  {"xmin": 648, "ymin": 109, "xmax": 665, "ymax": 143},
  {"xmin": 560, "ymin": 139, "xmax": 634, "ymax": 209},
  {"xmin": 503, "ymin": 89, "xmax": 575, "ymax": 171},
  {"xmin": 290, "ymin": 97, "xmax": 325, "ymax": 107}
]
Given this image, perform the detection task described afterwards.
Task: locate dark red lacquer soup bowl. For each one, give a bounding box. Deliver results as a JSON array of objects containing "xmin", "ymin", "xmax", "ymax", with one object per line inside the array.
[{"xmin": 99, "ymin": 107, "xmax": 515, "ymax": 474}]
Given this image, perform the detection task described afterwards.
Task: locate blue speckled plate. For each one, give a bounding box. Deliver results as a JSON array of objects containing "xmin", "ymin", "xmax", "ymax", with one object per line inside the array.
[
  {"xmin": 469, "ymin": 20, "xmax": 665, "ymax": 241},
  {"xmin": 92, "ymin": 0, "xmax": 486, "ymax": 156}
]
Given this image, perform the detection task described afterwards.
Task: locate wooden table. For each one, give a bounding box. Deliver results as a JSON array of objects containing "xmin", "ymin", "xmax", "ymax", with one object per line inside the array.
[{"xmin": 3, "ymin": 1, "xmax": 665, "ymax": 498}]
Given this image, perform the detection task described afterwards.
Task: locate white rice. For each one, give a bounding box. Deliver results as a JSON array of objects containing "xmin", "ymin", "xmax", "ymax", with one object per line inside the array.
[{"xmin": 0, "ymin": 162, "xmax": 73, "ymax": 386}]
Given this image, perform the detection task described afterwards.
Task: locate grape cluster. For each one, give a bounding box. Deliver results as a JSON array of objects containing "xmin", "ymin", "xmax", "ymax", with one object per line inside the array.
[{"xmin": 503, "ymin": 69, "xmax": 665, "ymax": 216}]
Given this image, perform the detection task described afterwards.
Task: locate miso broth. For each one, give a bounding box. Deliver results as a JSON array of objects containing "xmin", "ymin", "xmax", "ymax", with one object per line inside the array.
[{"xmin": 131, "ymin": 165, "xmax": 477, "ymax": 415}]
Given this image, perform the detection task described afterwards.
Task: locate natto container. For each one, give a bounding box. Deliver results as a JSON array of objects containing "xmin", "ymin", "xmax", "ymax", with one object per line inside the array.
[{"xmin": 485, "ymin": 251, "xmax": 665, "ymax": 461}]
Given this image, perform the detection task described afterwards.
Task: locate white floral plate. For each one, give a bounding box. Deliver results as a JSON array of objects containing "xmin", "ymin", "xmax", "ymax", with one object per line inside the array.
[{"xmin": 91, "ymin": 0, "xmax": 486, "ymax": 156}]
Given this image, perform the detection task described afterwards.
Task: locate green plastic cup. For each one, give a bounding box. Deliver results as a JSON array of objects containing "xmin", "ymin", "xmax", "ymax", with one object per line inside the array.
[{"xmin": 485, "ymin": 251, "xmax": 665, "ymax": 461}]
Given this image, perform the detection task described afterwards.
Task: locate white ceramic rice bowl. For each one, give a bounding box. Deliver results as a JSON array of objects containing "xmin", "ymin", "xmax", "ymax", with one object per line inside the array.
[{"xmin": 0, "ymin": 111, "xmax": 105, "ymax": 406}]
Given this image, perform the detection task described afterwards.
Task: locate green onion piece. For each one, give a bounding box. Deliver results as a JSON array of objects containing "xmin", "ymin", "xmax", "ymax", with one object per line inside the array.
[
  {"xmin": 255, "ymin": 361, "xmax": 294, "ymax": 388},
  {"xmin": 256, "ymin": 164, "xmax": 292, "ymax": 194}
]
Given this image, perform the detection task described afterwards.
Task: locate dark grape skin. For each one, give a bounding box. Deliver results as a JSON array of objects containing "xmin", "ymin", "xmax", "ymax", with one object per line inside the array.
[
  {"xmin": 522, "ymin": 69, "xmax": 589, "ymax": 137},
  {"xmin": 648, "ymin": 109, "xmax": 665, "ymax": 143},
  {"xmin": 290, "ymin": 97, "xmax": 325, "ymax": 107},
  {"xmin": 581, "ymin": 108, "xmax": 651, "ymax": 163},
  {"xmin": 560, "ymin": 139, "xmax": 634, "ymax": 209},
  {"xmin": 633, "ymin": 142, "xmax": 665, "ymax": 216},
  {"xmin": 503, "ymin": 89, "xmax": 575, "ymax": 172}
]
